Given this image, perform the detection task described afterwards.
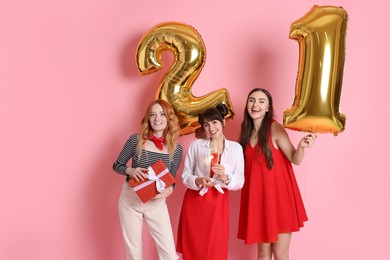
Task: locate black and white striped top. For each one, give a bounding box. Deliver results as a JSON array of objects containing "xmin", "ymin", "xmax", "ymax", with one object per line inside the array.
[{"xmin": 113, "ymin": 134, "xmax": 183, "ymax": 182}]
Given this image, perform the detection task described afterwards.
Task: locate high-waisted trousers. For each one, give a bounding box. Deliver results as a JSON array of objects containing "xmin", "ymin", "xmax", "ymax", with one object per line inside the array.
[{"xmin": 118, "ymin": 182, "xmax": 178, "ymax": 260}]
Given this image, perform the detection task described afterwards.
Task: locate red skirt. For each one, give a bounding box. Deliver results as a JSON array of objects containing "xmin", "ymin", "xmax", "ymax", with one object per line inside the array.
[{"xmin": 177, "ymin": 187, "xmax": 229, "ymax": 260}]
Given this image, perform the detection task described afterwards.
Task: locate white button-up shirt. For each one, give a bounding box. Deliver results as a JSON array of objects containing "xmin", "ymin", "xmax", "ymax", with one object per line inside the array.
[{"xmin": 182, "ymin": 138, "xmax": 245, "ymax": 195}]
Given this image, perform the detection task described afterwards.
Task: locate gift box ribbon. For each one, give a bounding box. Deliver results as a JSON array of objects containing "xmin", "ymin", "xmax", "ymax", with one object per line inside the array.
[{"xmin": 132, "ymin": 166, "xmax": 168, "ymax": 193}]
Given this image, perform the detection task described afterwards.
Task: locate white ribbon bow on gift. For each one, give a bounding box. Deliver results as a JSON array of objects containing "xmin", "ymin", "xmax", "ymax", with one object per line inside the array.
[
  {"xmin": 145, "ymin": 166, "xmax": 167, "ymax": 193},
  {"xmin": 132, "ymin": 166, "xmax": 169, "ymax": 193}
]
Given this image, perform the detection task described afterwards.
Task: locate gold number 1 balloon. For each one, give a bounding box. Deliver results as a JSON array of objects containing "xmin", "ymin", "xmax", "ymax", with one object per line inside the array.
[
  {"xmin": 136, "ymin": 22, "xmax": 235, "ymax": 135},
  {"xmin": 283, "ymin": 6, "xmax": 348, "ymax": 135}
]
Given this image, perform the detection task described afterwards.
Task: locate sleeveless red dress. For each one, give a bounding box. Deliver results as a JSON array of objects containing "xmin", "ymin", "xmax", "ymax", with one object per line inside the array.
[
  {"xmin": 237, "ymin": 127, "xmax": 308, "ymax": 244},
  {"xmin": 177, "ymin": 156, "xmax": 230, "ymax": 260}
]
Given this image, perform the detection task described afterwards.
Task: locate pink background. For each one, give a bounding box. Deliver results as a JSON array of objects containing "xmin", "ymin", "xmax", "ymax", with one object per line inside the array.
[{"xmin": 1, "ymin": 0, "xmax": 389, "ymax": 259}]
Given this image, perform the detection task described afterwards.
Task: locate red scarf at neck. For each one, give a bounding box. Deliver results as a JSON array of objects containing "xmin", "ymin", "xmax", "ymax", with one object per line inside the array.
[{"xmin": 148, "ymin": 135, "xmax": 165, "ymax": 150}]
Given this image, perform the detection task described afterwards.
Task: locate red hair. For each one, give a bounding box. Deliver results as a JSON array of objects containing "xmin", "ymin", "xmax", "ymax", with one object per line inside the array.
[{"xmin": 137, "ymin": 99, "xmax": 180, "ymax": 159}]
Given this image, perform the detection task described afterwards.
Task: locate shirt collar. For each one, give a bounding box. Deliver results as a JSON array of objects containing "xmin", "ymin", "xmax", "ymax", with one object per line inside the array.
[{"xmin": 201, "ymin": 137, "xmax": 231, "ymax": 152}]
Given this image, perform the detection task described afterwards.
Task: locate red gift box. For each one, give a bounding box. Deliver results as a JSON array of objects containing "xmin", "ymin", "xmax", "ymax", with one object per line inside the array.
[{"xmin": 128, "ymin": 160, "xmax": 175, "ymax": 203}]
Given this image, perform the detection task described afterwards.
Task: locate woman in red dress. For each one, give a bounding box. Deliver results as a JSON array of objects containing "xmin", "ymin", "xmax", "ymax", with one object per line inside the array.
[
  {"xmin": 177, "ymin": 104, "xmax": 245, "ymax": 260},
  {"xmin": 237, "ymin": 88, "xmax": 316, "ymax": 260}
]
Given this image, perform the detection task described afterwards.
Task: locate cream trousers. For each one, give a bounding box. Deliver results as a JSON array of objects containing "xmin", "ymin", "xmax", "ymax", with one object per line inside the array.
[{"xmin": 118, "ymin": 182, "xmax": 178, "ymax": 260}]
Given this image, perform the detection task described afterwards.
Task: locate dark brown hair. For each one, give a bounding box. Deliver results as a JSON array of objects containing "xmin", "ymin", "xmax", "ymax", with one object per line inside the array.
[
  {"xmin": 239, "ymin": 88, "xmax": 274, "ymax": 169},
  {"xmin": 198, "ymin": 103, "xmax": 228, "ymax": 127}
]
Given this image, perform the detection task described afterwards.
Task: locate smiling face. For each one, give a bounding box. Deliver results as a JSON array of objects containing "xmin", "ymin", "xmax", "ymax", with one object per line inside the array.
[
  {"xmin": 203, "ymin": 119, "xmax": 224, "ymax": 140},
  {"xmin": 247, "ymin": 90, "xmax": 270, "ymax": 122},
  {"xmin": 149, "ymin": 103, "xmax": 167, "ymax": 136}
]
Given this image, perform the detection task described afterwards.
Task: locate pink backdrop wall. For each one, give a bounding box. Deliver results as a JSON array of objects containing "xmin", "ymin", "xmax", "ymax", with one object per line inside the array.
[{"xmin": 1, "ymin": 0, "xmax": 389, "ymax": 259}]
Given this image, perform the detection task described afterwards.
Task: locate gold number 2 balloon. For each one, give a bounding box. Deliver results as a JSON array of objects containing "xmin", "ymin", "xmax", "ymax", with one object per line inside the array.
[
  {"xmin": 136, "ymin": 22, "xmax": 235, "ymax": 135},
  {"xmin": 283, "ymin": 6, "xmax": 348, "ymax": 135}
]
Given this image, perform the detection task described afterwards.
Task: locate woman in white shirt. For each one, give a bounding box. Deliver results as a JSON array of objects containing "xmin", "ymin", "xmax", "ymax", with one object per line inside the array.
[{"xmin": 176, "ymin": 104, "xmax": 244, "ymax": 260}]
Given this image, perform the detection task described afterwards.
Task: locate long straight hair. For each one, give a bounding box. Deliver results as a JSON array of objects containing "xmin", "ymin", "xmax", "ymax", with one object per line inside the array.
[
  {"xmin": 239, "ymin": 88, "xmax": 274, "ymax": 169},
  {"xmin": 137, "ymin": 99, "xmax": 180, "ymax": 160}
]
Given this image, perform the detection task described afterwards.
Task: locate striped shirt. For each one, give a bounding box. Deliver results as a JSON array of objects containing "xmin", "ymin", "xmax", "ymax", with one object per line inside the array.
[{"xmin": 113, "ymin": 134, "xmax": 183, "ymax": 181}]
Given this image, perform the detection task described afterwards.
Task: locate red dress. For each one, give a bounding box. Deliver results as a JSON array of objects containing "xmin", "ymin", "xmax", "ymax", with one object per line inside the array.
[
  {"xmin": 237, "ymin": 129, "xmax": 308, "ymax": 244},
  {"xmin": 177, "ymin": 157, "xmax": 230, "ymax": 260}
]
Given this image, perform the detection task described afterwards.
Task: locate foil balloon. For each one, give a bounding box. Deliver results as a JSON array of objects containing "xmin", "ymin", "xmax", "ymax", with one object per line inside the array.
[
  {"xmin": 283, "ymin": 6, "xmax": 348, "ymax": 135},
  {"xmin": 136, "ymin": 22, "xmax": 235, "ymax": 136}
]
